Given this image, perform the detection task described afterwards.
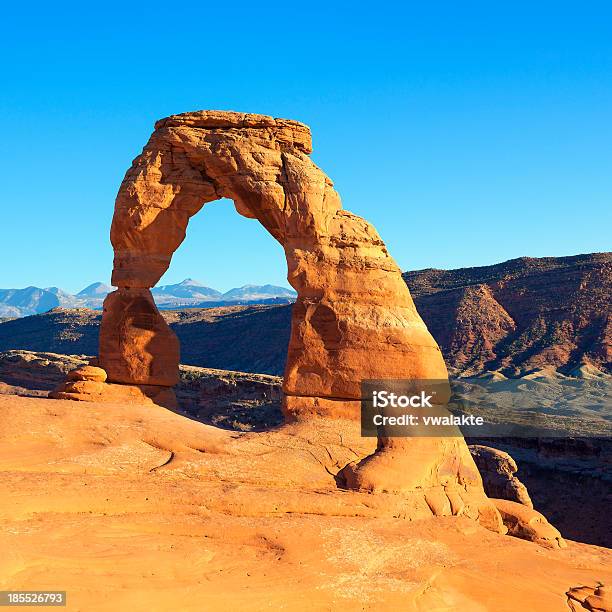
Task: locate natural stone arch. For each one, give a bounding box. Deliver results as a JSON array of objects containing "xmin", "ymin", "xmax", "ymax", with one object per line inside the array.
[
  {"xmin": 99, "ymin": 110, "xmax": 449, "ymax": 418},
  {"xmin": 51, "ymin": 111, "xmax": 502, "ymax": 528}
]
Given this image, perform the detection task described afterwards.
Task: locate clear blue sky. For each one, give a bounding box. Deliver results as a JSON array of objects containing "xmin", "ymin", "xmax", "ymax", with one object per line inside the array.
[{"xmin": 1, "ymin": 1, "xmax": 610, "ymax": 293}]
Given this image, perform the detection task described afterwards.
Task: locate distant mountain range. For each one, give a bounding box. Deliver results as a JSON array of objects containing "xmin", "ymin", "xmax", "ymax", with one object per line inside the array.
[
  {"xmin": 0, "ymin": 279, "xmax": 297, "ymax": 318},
  {"xmin": 0, "ymin": 253, "xmax": 609, "ymax": 376},
  {"xmin": 151, "ymin": 280, "xmax": 296, "ymax": 305}
]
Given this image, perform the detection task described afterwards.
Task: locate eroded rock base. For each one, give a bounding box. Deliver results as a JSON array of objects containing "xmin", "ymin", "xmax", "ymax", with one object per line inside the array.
[{"xmin": 50, "ymin": 365, "xmax": 177, "ymax": 409}]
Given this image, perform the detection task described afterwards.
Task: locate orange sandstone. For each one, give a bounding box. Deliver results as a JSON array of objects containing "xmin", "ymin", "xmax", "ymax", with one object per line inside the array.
[{"xmin": 51, "ymin": 111, "xmax": 534, "ymax": 529}]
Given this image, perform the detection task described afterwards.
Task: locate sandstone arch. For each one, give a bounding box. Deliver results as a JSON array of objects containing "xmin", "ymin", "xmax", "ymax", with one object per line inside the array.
[
  {"xmin": 100, "ymin": 110, "xmax": 448, "ymax": 416},
  {"xmin": 89, "ymin": 110, "xmax": 501, "ymax": 526}
]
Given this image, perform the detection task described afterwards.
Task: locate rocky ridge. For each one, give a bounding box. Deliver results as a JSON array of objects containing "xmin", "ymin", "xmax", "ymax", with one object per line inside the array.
[{"xmin": 405, "ymin": 252, "xmax": 611, "ymax": 375}]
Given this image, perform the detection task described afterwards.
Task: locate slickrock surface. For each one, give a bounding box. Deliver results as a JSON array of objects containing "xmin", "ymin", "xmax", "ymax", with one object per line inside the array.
[
  {"xmin": 567, "ymin": 584, "xmax": 612, "ymax": 611},
  {"xmin": 51, "ymin": 377, "xmax": 179, "ymax": 410},
  {"xmin": 1, "ymin": 394, "xmax": 610, "ymax": 611}
]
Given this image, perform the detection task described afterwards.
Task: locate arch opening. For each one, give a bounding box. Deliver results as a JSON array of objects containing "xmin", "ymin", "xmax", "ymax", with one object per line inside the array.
[
  {"xmin": 152, "ymin": 195, "xmax": 294, "ymax": 380},
  {"xmin": 155, "ymin": 197, "xmax": 291, "ymax": 293}
]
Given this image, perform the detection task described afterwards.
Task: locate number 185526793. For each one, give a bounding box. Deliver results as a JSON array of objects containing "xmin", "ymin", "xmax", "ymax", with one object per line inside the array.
[{"xmin": 0, "ymin": 592, "xmax": 66, "ymax": 607}]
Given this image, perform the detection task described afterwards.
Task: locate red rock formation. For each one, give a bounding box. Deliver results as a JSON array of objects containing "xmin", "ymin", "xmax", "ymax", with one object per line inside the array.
[
  {"xmin": 50, "ymin": 361, "xmax": 178, "ymax": 408},
  {"xmin": 567, "ymin": 584, "xmax": 612, "ymax": 611},
  {"xmin": 469, "ymin": 445, "xmax": 533, "ymax": 508},
  {"xmin": 102, "ymin": 110, "xmax": 448, "ymax": 408},
  {"xmin": 493, "ymin": 498, "xmax": 566, "ymax": 549},
  {"xmin": 53, "ymin": 110, "xmax": 507, "ymax": 526}
]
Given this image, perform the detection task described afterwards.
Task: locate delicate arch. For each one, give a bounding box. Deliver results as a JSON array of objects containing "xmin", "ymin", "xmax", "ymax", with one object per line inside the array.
[{"xmin": 99, "ymin": 110, "xmax": 448, "ymax": 419}]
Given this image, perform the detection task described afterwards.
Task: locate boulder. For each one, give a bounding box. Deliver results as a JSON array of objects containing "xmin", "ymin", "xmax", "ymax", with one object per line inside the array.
[
  {"xmin": 469, "ymin": 444, "xmax": 533, "ymax": 507},
  {"xmin": 67, "ymin": 365, "xmax": 107, "ymax": 383}
]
